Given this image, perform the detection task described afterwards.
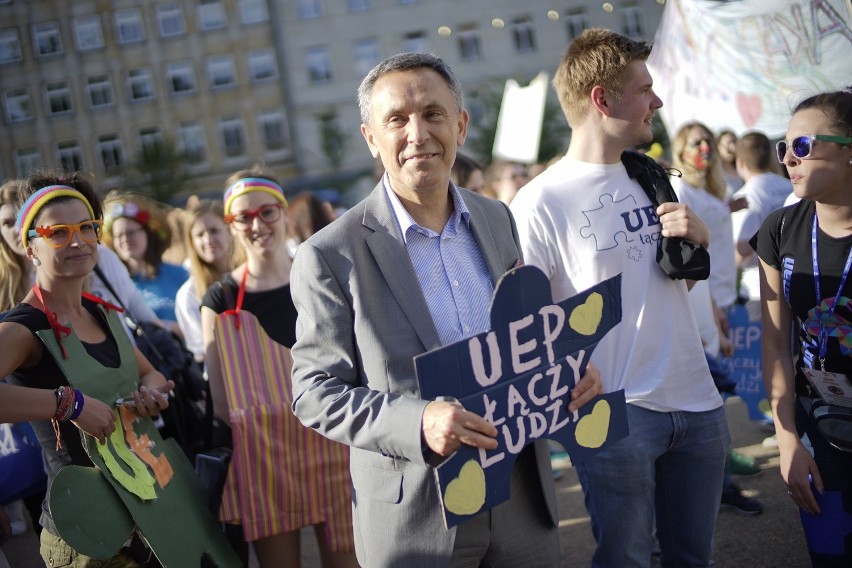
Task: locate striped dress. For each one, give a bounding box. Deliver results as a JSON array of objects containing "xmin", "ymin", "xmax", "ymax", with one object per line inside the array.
[{"xmin": 205, "ymin": 278, "xmax": 353, "ymax": 549}]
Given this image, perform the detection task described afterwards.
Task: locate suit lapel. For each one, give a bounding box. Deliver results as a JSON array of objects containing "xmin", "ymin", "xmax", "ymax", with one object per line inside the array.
[
  {"xmin": 362, "ymin": 184, "xmax": 442, "ymax": 352},
  {"xmin": 464, "ymin": 193, "xmax": 506, "ymax": 285}
]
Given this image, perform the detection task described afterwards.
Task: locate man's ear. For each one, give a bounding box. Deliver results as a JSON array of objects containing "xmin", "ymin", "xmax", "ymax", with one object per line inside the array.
[
  {"xmin": 456, "ymin": 109, "xmax": 469, "ymax": 147},
  {"xmin": 590, "ymin": 85, "xmax": 610, "ymax": 116},
  {"xmin": 361, "ymin": 124, "xmax": 380, "ymax": 158}
]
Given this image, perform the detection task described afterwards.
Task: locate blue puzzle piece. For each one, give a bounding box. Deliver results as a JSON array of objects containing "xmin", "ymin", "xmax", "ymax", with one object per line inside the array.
[{"xmin": 415, "ymin": 266, "xmax": 628, "ymax": 528}]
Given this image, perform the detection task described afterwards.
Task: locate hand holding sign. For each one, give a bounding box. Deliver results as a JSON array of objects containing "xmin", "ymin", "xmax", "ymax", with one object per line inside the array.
[{"xmin": 415, "ymin": 266, "xmax": 628, "ymax": 528}]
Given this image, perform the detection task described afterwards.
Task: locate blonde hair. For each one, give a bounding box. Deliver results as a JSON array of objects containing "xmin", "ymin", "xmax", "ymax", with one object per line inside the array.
[
  {"xmin": 553, "ymin": 28, "xmax": 652, "ymax": 128},
  {"xmin": 0, "ymin": 179, "xmax": 29, "ymax": 311},
  {"xmin": 671, "ymin": 122, "xmax": 727, "ymax": 201},
  {"xmin": 183, "ymin": 199, "xmax": 241, "ymax": 300}
]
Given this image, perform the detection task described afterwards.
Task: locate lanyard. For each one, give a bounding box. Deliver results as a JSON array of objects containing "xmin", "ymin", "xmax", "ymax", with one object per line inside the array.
[{"xmin": 811, "ymin": 214, "xmax": 852, "ymax": 368}]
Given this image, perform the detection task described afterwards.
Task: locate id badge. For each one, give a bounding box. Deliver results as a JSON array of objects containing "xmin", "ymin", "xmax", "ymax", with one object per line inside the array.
[{"xmin": 802, "ymin": 368, "xmax": 852, "ymax": 408}]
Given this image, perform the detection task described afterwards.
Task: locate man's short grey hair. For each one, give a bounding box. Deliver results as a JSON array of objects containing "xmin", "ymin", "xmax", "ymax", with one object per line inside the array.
[{"xmin": 357, "ymin": 52, "xmax": 465, "ymax": 125}]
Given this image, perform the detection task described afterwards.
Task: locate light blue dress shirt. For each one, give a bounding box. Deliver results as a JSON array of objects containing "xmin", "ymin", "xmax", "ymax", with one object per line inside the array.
[{"xmin": 384, "ymin": 177, "xmax": 494, "ymax": 347}]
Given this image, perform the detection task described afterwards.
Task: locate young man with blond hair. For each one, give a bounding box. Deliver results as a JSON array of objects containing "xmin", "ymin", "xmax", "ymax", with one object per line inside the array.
[{"xmin": 510, "ymin": 29, "xmax": 729, "ymax": 567}]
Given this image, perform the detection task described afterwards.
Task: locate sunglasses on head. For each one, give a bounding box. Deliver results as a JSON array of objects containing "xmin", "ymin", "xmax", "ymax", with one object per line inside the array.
[{"xmin": 776, "ymin": 134, "xmax": 852, "ymax": 163}]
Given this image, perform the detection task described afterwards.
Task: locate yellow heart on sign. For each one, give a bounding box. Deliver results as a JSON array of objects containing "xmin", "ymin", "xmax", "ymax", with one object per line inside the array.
[
  {"xmin": 444, "ymin": 459, "xmax": 486, "ymax": 516},
  {"xmin": 569, "ymin": 292, "xmax": 603, "ymax": 336},
  {"xmin": 575, "ymin": 399, "xmax": 611, "ymax": 449}
]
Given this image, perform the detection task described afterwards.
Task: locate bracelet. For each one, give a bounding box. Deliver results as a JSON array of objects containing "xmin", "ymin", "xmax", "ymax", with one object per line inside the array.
[
  {"xmin": 69, "ymin": 389, "xmax": 85, "ymax": 421},
  {"xmin": 52, "ymin": 386, "xmax": 74, "ymax": 422}
]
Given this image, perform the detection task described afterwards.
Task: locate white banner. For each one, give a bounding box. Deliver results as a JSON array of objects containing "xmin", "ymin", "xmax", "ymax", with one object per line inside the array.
[
  {"xmin": 492, "ymin": 72, "xmax": 549, "ymax": 164},
  {"xmin": 648, "ymin": 0, "xmax": 852, "ymax": 139}
]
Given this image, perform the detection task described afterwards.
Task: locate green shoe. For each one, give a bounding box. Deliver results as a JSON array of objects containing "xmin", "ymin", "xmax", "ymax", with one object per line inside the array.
[{"xmin": 729, "ymin": 449, "xmax": 761, "ymax": 476}]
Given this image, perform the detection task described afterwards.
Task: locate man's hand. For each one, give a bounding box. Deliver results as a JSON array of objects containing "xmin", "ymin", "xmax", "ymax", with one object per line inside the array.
[
  {"xmin": 657, "ymin": 202, "xmax": 710, "ymax": 249},
  {"xmin": 569, "ymin": 362, "xmax": 603, "ymax": 413},
  {"xmin": 422, "ymin": 401, "xmax": 498, "ymax": 456}
]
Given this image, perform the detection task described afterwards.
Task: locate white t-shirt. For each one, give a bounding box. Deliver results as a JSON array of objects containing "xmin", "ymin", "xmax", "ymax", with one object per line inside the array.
[
  {"xmin": 88, "ymin": 245, "xmax": 159, "ymax": 341},
  {"xmin": 510, "ymin": 156, "xmax": 722, "ymax": 412},
  {"xmin": 732, "ymin": 172, "xmax": 793, "ymax": 245},
  {"xmin": 175, "ymin": 276, "xmax": 204, "ymax": 362},
  {"xmin": 731, "ymin": 172, "xmax": 793, "ymax": 301},
  {"xmin": 672, "ymin": 178, "xmax": 738, "ymax": 309}
]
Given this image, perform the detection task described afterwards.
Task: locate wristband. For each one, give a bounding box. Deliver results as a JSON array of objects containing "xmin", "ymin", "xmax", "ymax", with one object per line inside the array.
[{"xmin": 69, "ymin": 389, "xmax": 85, "ymax": 421}]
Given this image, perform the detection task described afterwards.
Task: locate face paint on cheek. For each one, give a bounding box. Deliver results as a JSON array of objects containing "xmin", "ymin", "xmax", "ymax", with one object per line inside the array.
[{"xmin": 691, "ymin": 151, "xmax": 711, "ymax": 171}]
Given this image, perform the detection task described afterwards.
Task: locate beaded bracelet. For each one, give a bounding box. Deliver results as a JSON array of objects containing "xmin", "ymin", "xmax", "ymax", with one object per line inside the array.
[{"xmin": 52, "ymin": 386, "xmax": 74, "ymax": 422}]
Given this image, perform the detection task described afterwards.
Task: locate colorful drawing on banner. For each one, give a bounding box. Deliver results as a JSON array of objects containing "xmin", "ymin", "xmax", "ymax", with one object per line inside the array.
[
  {"xmin": 728, "ymin": 304, "xmax": 772, "ymax": 422},
  {"xmin": 415, "ymin": 266, "xmax": 628, "ymax": 528}
]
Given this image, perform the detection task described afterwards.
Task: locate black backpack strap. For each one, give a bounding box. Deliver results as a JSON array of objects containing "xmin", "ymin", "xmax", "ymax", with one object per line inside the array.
[{"xmin": 621, "ymin": 150, "xmax": 678, "ymax": 207}]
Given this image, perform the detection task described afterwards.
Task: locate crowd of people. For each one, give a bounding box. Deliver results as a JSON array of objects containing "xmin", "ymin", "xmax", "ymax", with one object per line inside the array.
[{"xmin": 1, "ymin": 25, "xmax": 850, "ymax": 568}]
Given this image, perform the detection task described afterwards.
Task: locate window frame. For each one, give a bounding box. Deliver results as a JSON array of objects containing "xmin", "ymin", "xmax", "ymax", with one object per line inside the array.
[
  {"xmin": 4, "ymin": 87, "xmax": 33, "ymax": 123},
  {"xmin": 74, "ymin": 15, "xmax": 105, "ymax": 51},
  {"xmin": 33, "ymin": 22, "xmax": 63, "ymax": 57}
]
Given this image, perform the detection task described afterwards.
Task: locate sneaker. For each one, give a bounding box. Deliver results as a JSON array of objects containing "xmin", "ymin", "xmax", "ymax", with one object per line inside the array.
[
  {"xmin": 721, "ymin": 484, "xmax": 764, "ymax": 516},
  {"xmin": 729, "ymin": 449, "xmax": 761, "ymax": 476},
  {"xmin": 762, "ymin": 435, "xmax": 778, "ymax": 448}
]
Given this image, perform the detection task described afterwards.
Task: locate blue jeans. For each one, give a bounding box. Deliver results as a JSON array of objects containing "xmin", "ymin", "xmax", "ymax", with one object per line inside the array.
[{"xmin": 575, "ymin": 403, "xmax": 729, "ymax": 568}]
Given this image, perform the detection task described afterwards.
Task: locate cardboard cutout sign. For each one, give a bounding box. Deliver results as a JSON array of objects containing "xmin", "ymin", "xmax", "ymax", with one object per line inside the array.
[
  {"xmin": 38, "ymin": 305, "xmax": 240, "ymax": 567},
  {"xmin": 728, "ymin": 304, "xmax": 772, "ymax": 422},
  {"xmin": 415, "ymin": 266, "xmax": 628, "ymax": 528}
]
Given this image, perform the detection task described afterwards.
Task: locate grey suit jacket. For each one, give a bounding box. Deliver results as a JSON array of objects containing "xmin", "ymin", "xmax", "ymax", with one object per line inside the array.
[{"xmin": 290, "ymin": 182, "xmax": 558, "ymax": 567}]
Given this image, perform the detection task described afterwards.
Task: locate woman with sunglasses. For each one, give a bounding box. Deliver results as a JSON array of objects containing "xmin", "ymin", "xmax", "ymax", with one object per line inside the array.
[
  {"xmin": 0, "ymin": 171, "xmax": 173, "ymax": 567},
  {"xmin": 201, "ymin": 168, "xmax": 355, "ymax": 568},
  {"xmin": 753, "ymin": 88, "xmax": 852, "ymax": 567}
]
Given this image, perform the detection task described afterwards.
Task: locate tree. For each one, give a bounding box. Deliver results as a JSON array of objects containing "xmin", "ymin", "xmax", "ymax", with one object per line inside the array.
[
  {"xmin": 123, "ymin": 137, "xmax": 194, "ymax": 204},
  {"xmin": 318, "ymin": 110, "xmax": 347, "ymax": 171}
]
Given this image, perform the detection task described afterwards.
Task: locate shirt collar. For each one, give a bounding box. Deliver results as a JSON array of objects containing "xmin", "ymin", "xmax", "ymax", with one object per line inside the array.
[{"xmin": 383, "ymin": 174, "xmax": 471, "ymax": 244}]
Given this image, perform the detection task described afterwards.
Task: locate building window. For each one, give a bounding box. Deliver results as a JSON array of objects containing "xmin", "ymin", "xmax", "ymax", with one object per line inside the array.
[
  {"xmin": 622, "ymin": 2, "xmax": 644, "ymax": 39},
  {"xmin": 208, "ymin": 55, "xmax": 236, "ymax": 88},
  {"xmin": 349, "ymin": 0, "xmax": 370, "ymax": 11},
  {"xmin": 219, "ymin": 117, "xmax": 246, "ymax": 158},
  {"xmin": 237, "ymin": 0, "xmax": 268, "ymax": 24},
  {"xmin": 247, "ymin": 49, "xmax": 277, "ymax": 82},
  {"xmin": 176, "ymin": 120, "xmax": 206, "ymax": 163},
  {"xmin": 397, "ymin": 0, "xmax": 418, "ymax": 4},
  {"xmin": 198, "ymin": 0, "xmax": 227, "ymax": 31},
  {"xmin": 258, "ymin": 111, "xmax": 289, "ymax": 152},
  {"xmin": 565, "ymin": 8, "xmax": 587, "ymax": 41},
  {"xmin": 74, "ymin": 15, "xmax": 104, "ymax": 51},
  {"xmin": 158, "ymin": 3, "xmax": 186, "ymax": 38},
  {"xmin": 0, "ymin": 29, "xmax": 22, "ymax": 63},
  {"xmin": 138, "ymin": 126, "xmax": 163, "ymax": 153},
  {"xmin": 86, "ymin": 74, "xmax": 114, "ymax": 108},
  {"xmin": 116, "ymin": 9, "xmax": 145, "ymax": 44},
  {"xmin": 57, "ymin": 140, "xmax": 83, "ymax": 172},
  {"xmin": 4, "ymin": 88, "xmax": 32, "ymax": 122},
  {"xmin": 128, "ymin": 67, "xmax": 155, "ymax": 101},
  {"xmin": 16, "ymin": 148, "xmax": 42, "ymax": 177},
  {"xmin": 511, "ymin": 17, "xmax": 537, "ymax": 53},
  {"xmin": 402, "ymin": 31, "xmax": 428, "ymax": 54},
  {"xmin": 457, "ymin": 24, "xmax": 482, "ymax": 62},
  {"xmin": 98, "ymin": 134, "xmax": 124, "ymax": 176},
  {"xmin": 306, "ymin": 47, "xmax": 332, "ymax": 84},
  {"xmin": 45, "ymin": 81, "xmax": 73, "ymax": 115},
  {"xmin": 298, "ymin": 0, "xmax": 323, "ymax": 19},
  {"xmin": 34, "ymin": 22, "xmax": 63, "ymax": 57},
  {"xmin": 167, "ymin": 61, "xmax": 197, "ymax": 95},
  {"xmin": 354, "ymin": 38, "xmax": 380, "ymax": 76}
]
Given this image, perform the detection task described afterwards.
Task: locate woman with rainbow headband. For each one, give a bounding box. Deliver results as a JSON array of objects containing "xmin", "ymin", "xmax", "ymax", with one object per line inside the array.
[
  {"xmin": 201, "ymin": 167, "xmax": 356, "ymax": 568},
  {"xmin": 0, "ymin": 171, "xmax": 173, "ymax": 567}
]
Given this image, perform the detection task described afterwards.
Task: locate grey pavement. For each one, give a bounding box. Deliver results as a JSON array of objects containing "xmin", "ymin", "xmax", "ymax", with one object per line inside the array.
[{"xmin": 2, "ymin": 396, "xmax": 811, "ymax": 567}]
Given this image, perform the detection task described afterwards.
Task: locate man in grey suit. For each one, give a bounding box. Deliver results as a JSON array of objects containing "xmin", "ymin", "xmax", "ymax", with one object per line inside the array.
[{"xmin": 290, "ymin": 53, "xmax": 601, "ymax": 567}]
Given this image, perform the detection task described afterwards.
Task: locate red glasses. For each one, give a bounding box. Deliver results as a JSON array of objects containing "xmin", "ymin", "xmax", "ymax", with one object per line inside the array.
[{"xmin": 225, "ymin": 203, "xmax": 283, "ymax": 228}]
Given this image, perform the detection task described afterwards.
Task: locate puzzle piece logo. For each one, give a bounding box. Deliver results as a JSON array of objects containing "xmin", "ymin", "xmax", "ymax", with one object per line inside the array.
[
  {"xmin": 416, "ymin": 266, "xmax": 628, "ymax": 528},
  {"xmin": 580, "ymin": 193, "xmax": 637, "ymax": 251},
  {"xmin": 627, "ymin": 246, "xmax": 642, "ymax": 261}
]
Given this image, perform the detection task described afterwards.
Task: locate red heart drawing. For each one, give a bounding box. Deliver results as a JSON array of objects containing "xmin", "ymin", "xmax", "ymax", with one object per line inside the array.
[{"xmin": 736, "ymin": 93, "xmax": 762, "ymax": 128}]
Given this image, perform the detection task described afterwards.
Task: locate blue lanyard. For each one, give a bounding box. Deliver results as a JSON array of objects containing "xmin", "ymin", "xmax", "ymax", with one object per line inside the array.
[{"xmin": 811, "ymin": 213, "xmax": 852, "ymax": 367}]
